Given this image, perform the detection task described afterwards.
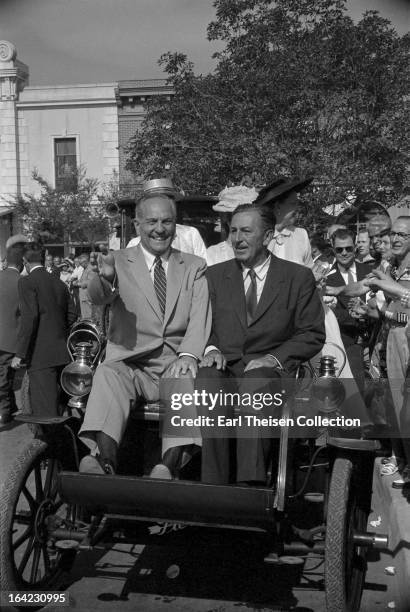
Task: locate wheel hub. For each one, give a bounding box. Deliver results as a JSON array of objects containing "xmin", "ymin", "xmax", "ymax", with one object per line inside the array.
[{"xmin": 34, "ymin": 498, "xmax": 57, "ymax": 543}]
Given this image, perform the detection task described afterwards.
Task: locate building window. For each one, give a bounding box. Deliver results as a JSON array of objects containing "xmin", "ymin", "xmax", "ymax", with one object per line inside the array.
[{"xmin": 54, "ymin": 138, "xmax": 77, "ymax": 191}]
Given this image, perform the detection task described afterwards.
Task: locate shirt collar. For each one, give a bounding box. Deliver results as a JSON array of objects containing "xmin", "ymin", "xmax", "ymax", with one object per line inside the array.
[
  {"xmin": 337, "ymin": 261, "xmax": 356, "ymax": 275},
  {"xmin": 30, "ymin": 264, "xmax": 44, "ymax": 274},
  {"xmin": 140, "ymin": 244, "xmax": 170, "ymax": 272},
  {"xmin": 242, "ymin": 254, "xmax": 271, "ymax": 280}
]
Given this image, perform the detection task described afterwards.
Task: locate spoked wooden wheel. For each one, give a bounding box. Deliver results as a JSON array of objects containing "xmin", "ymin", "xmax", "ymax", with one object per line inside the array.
[
  {"xmin": 325, "ymin": 457, "xmax": 368, "ymax": 612},
  {"xmin": 0, "ymin": 439, "xmax": 76, "ymax": 594}
]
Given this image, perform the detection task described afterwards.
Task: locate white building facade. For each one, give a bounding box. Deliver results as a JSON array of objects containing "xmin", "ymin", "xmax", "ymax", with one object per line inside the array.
[{"xmin": 0, "ymin": 40, "xmax": 172, "ymax": 256}]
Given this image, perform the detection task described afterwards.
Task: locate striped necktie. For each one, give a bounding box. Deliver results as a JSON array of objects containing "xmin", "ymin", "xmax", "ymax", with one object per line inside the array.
[
  {"xmin": 245, "ymin": 268, "xmax": 257, "ymax": 325},
  {"xmin": 154, "ymin": 256, "xmax": 166, "ymax": 317}
]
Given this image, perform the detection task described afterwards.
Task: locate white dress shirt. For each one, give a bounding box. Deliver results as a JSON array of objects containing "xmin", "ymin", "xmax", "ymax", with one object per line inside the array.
[
  {"xmin": 337, "ymin": 262, "xmax": 357, "ymax": 284},
  {"xmin": 242, "ymin": 255, "xmax": 271, "ymax": 301},
  {"xmin": 139, "ymin": 244, "xmax": 170, "ymax": 278}
]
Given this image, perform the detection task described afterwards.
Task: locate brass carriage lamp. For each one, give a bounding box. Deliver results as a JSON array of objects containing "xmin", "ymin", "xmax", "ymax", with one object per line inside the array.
[
  {"xmin": 311, "ymin": 354, "xmax": 346, "ymax": 413},
  {"xmin": 60, "ymin": 342, "xmax": 94, "ymax": 409}
]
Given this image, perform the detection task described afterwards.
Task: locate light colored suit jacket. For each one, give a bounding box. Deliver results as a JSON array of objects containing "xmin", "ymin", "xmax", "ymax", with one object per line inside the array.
[
  {"xmin": 87, "ymin": 246, "xmax": 211, "ymax": 362},
  {"xmin": 79, "ymin": 264, "xmax": 97, "ymax": 304}
]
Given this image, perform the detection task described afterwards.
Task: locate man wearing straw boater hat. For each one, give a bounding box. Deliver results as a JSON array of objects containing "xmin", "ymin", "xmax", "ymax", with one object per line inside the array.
[
  {"xmin": 79, "ymin": 178, "xmax": 211, "ymax": 477},
  {"xmin": 126, "ymin": 178, "xmax": 207, "ymax": 259}
]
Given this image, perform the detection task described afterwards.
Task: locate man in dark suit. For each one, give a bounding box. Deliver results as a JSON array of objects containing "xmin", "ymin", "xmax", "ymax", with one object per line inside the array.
[
  {"xmin": 197, "ymin": 203, "xmax": 325, "ymax": 484},
  {"xmin": 45, "ymin": 254, "xmax": 60, "ymax": 278},
  {"xmin": 11, "ymin": 243, "xmax": 77, "ymax": 417},
  {"xmin": 325, "ymin": 228, "xmax": 373, "ymax": 393},
  {"xmin": 0, "ymin": 241, "xmax": 25, "ymax": 425}
]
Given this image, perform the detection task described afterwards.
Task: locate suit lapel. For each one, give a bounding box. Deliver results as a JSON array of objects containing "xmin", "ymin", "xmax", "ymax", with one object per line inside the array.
[
  {"xmin": 126, "ymin": 246, "xmax": 163, "ymax": 322},
  {"xmin": 251, "ymin": 256, "xmax": 284, "ymax": 325},
  {"xmin": 164, "ymin": 250, "xmax": 185, "ymax": 326},
  {"xmin": 328, "ymin": 264, "xmax": 344, "ymax": 286},
  {"xmin": 225, "ymin": 260, "xmax": 247, "ymax": 331}
]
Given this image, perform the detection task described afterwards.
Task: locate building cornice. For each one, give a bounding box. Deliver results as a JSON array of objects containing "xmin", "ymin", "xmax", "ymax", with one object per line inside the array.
[
  {"xmin": 115, "ymin": 79, "xmax": 173, "ymax": 107},
  {"xmin": 16, "ymin": 99, "xmax": 116, "ymax": 109}
]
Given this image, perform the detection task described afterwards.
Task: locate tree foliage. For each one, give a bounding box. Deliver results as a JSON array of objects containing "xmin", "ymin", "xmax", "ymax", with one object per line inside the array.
[
  {"xmin": 10, "ymin": 167, "xmax": 110, "ymax": 247},
  {"xmin": 126, "ymin": 0, "xmax": 409, "ymax": 226}
]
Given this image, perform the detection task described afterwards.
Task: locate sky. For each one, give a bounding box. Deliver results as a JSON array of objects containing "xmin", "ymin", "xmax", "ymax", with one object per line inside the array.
[{"xmin": 0, "ymin": 0, "xmax": 408, "ymax": 86}]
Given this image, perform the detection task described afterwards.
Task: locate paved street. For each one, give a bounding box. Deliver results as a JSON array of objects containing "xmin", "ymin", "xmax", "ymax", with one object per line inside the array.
[{"xmin": 0, "ymin": 414, "xmax": 399, "ymax": 612}]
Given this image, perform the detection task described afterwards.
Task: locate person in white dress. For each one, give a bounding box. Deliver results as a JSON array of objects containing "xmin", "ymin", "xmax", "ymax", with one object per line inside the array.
[{"xmin": 253, "ymin": 177, "xmax": 353, "ymax": 377}]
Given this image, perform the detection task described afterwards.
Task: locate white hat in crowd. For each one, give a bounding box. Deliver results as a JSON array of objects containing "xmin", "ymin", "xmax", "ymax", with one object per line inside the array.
[{"xmin": 213, "ymin": 185, "xmax": 259, "ymax": 213}]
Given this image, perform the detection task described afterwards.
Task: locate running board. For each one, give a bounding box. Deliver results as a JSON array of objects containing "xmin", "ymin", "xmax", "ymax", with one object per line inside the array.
[{"xmin": 58, "ymin": 472, "xmax": 276, "ymax": 530}]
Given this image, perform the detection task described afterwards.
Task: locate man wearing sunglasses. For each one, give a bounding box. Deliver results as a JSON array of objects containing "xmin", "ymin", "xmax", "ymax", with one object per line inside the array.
[{"xmin": 326, "ymin": 229, "xmax": 373, "ymax": 394}]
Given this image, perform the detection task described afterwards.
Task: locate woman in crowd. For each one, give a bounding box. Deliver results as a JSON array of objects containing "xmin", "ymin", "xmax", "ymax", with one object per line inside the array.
[{"xmin": 58, "ymin": 258, "xmax": 74, "ymax": 286}]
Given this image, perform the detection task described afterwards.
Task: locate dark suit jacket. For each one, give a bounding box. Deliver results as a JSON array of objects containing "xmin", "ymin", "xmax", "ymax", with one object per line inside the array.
[
  {"xmin": 0, "ymin": 267, "xmax": 21, "ymax": 354},
  {"xmin": 46, "ymin": 265, "xmax": 60, "ymax": 279},
  {"xmin": 15, "ymin": 267, "xmax": 77, "ymax": 370},
  {"xmin": 206, "ymin": 256, "xmax": 325, "ymax": 373},
  {"xmin": 325, "ymin": 261, "xmax": 373, "ymax": 346}
]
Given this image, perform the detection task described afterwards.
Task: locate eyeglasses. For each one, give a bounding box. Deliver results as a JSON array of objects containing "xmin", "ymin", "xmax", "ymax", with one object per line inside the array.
[
  {"xmin": 334, "ymin": 246, "xmax": 354, "ymax": 254},
  {"xmin": 389, "ymin": 231, "xmax": 410, "ymax": 239}
]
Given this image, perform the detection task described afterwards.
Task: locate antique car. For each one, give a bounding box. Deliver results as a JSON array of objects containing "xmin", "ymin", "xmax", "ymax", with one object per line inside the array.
[{"xmin": 0, "ymin": 316, "xmax": 388, "ymax": 612}]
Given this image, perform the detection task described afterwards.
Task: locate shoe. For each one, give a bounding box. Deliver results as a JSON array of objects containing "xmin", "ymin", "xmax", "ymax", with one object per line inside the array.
[
  {"xmin": 150, "ymin": 464, "xmax": 173, "ymax": 479},
  {"xmin": 380, "ymin": 458, "xmax": 399, "ymax": 476},
  {"xmin": 79, "ymin": 455, "xmax": 116, "ymax": 475},
  {"xmin": 79, "ymin": 455, "xmax": 104, "ymax": 474}
]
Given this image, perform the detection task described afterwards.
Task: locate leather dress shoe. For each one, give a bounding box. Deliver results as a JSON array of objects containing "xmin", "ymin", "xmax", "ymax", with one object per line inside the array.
[
  {"xmin": 149, "ymin": 464, "xmax": 173, "ymax": 479},
  {"xmin": 150, "ymin": 445, "xmax": 200, "ymax": 480},
  {"xmin": 79, "ymin": 455, "xmax": 115, "ymax": 475}
]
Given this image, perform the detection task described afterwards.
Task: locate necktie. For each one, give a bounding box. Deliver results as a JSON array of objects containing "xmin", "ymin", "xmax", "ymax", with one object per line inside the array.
[
  {"xmin": 154, "ymin": 256, "xmax": 166, "ymax": 317},
  {"xmin": 245, "ymin": 268, "xmax": 257, "ymax": 325},
  {"xmin": 347, "ymin": 269, "xmax": 355, "ymax": 285}
]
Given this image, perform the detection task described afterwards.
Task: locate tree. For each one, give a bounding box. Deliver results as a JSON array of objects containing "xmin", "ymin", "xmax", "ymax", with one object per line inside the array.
[
  {"xmin": 126, "ymin": 0, "xmax": 410, "ymax": 227},
  {"xmin": 10, "ymin": 167, "xmax": 110, "ymax": 253}
]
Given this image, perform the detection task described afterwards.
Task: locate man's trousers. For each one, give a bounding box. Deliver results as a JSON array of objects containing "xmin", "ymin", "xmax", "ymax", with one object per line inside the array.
[{"xmin": 196, "ymin": 364, "xmax": 285, "ymax": 485}]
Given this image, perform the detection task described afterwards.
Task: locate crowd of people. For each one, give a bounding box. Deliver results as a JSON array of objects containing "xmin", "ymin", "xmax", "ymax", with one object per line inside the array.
[{"xmin": 1, "ymin": 176, "xmax": 410, "ymax": 489}]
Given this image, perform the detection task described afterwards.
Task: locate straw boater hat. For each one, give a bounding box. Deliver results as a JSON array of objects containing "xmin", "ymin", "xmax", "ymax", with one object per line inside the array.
[
  {"xmin": 141, "ymin": 178, "xmax": 182, "ymax": 200},
  {"xmin": 5, "ymin": 234, "xmax": 29, "ymax": 249},
  {"xmin": 213, "ymin": 185, "xmax": 259, "ymax": 213},
  {"xmin": 254, "ymin": 176, "xmax": 313, "ymax": 207}
]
